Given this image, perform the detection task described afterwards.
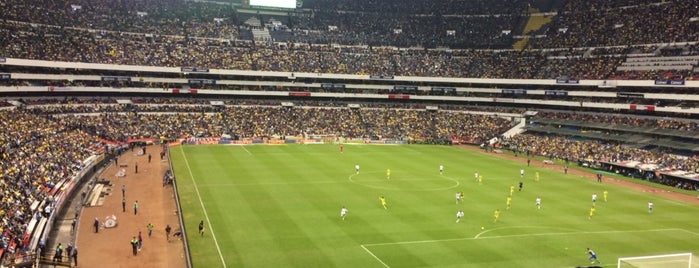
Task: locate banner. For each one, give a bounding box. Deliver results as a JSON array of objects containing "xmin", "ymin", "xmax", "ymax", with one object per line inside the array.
[
  {"xmin": 544, "ymin": 90, "xmax": 568, "ymax": 96},
  {"xmin": 188, "ymin": 79, "xmax": 216, "ymax": 85},
  {"xmin": 630, "ymin": 104, "xmax": 655, "ymax": 111},
  {"xmin": 0, "ymin": 58, "xmax": 6, "ymax": 63},
  {"xmin": 0, "ymin": 73, "xmax": 10, "ymax": 80},
  {"xmin": 388, "ymin": 94, "xmax": 409, "ymax": 100},
  {"xmin": 654, "ymin": 79, "xmax": 684, "ymax": 85},
  {"xmin": 180, "ymin": 67, "xmax": 209, "ymax": 73},
  {"xmin": 617, "ymin": 92, "xmax": 644, "ymax": 98},
  {"xmin": 555, "ymin": 78, "xmax": 579, "ymax": 84},
  {"xmin": 502, "ymin": 89, "xmax": 526, "ymax": 95},
  {"xmin": 101, "ymin": 76, "xmax": 131, "ymax": 82},
  {"xmin": 321, "ymin": 83, "xmax": 345, "ymax": 90},
  {"xmin": 288, "ymin": 92, "xmax": 311, "ymax": 97},
  {"xmin": 369, "ymin": 75, "xmax": 394, "ymax": 80}
]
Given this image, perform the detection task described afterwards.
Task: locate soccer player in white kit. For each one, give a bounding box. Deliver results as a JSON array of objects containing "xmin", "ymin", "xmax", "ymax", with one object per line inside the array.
[
  {"xmin": 455, "ymin": 192, "xmax": 461, "ymax": 204},
  {"xmin": 592, "ymin": 193, "xmax": 597, "ymax": 205},
  {"xmin": 456, "ymin": 210, "xmax": 464, "ymax": 223},
  {"xmin": 355, "ymin": 164, "xmax": 360, "ymax": 174},
  {"xmin": 536, "ymin": 197, "xmax": 541, "ymax": 209},
  {"xmin": 340, "ymin": 206, "xmax": 348, "ymax": 220},
  {"xmin": 474, "ymin": 171, "xmax": 479, "ymax": 181},
  {"xmin": 440, "ymin": 165, "xmax": 444, "ymax": 175},
  {"xmin": 520, "ymin": 168, "xmax": 524, "ymax": 178},
  {"xmin": 648, "ymin": 201, "xmax": 653, "ymax": 213}
]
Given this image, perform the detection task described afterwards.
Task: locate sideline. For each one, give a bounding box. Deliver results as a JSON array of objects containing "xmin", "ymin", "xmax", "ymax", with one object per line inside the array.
[{"xmin": 179, "ymin": 146, "xmax": 228, "ymax": 268}]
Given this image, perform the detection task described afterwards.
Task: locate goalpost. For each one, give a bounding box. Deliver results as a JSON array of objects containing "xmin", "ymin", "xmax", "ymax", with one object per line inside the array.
[{"xmin": 618, "ymin": 253, "xmax": 696, "ymax": 268}]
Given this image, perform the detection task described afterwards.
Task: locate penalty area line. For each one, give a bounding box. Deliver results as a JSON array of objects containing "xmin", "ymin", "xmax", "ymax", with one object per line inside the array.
[
  {"xmin": 361, "ymin": 244, "xmax": 390, "ymax": 268},
  {"xmin": 363, "ymin": 228, "xmax": 682, "ymax": 247}
]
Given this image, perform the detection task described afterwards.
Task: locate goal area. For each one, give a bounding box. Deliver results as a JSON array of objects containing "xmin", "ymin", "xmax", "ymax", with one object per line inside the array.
[{"xmin": 618, "ymin": 253, "xmax": 696, "ymax": 268}]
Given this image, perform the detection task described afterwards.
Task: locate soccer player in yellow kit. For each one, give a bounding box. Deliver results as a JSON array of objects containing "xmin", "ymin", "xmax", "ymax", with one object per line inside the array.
[{"xmin": 380, "ymin": 196, "xmax": 387, "ymax": 209}]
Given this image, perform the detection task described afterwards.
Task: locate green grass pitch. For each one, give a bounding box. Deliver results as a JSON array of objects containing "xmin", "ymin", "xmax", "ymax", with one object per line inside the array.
[{"xmin": 169, "ymin": 144, "xmax": 699, "ymax": 268}]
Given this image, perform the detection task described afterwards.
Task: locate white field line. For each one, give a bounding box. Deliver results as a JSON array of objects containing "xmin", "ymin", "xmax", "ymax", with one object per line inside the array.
[
  {"xmin": 362, "ymin": 228, "xmax": 682, "ymax": 247},
  {"xmin": 198, "ymin": 175, "xmax": 460, "ymax": 188},
  {"xmin": 241, "ymin": 145, "xmax": 252, "ymax": 155},
  {"xmin": 180, "ymin": 147, "xmax": 228, "ymax": 268},
  {"xmin": 361, "ymin": 244, "xmax": 391, "ymax": 268},
  {"xmin": 197, "ymin": 180, "xmax": 348, "ymax": 187}
]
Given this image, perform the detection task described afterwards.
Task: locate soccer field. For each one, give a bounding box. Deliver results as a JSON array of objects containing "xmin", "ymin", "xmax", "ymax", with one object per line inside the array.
[{"xmin": 170, "ymin": 144, "xmax": 699, "ymax": 268}]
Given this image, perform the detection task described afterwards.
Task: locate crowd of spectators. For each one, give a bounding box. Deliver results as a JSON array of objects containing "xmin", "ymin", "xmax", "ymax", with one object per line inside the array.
[
  {"xmin": 0, "ymin": 20, "xmax": 642, "ymax": 79},
  {"xmin": 531, "ymin": 0, "xmax": 699, "ymax": 48},
  {"xmin": 0, "ymin": 0, "xmax": 239, "ymax": 39},
  {"xmin": 28, "ymin": 102, "xmax": 512, "ymax": 144},
  {"xmin": 287, "ymin": 11, "xmax": 520, "ymax": 48},
  {"xmin": 533, "ymin": 111, "xmax": 699, "ymax": 132},
  {"xmin": 302, "ymin": 0, "xmax": 530, "ymax": 16},
  {"xmin": 504, "ymin": 134, "xmax": 699, "ymax": 190},
  {"xmin": 0, "ymin": 110, "xmax": 102, "ymax": 259},
  {"xmin": 1, "ymin": 0, "xmax": 697, "ymax": 80}
]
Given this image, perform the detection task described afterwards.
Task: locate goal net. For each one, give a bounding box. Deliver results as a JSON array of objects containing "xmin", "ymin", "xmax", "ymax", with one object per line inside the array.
[{"xmin": 618, "ymin": 253, "xmax": 696, "ymax": 268}]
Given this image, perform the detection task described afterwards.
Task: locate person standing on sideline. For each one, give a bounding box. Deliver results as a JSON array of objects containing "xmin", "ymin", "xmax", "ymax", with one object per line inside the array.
[
  {"xmin": 66, "ymin": 244, "xmax": 73, "ymax": 264},
  {"xmin": 339, "ymin": 144, "xmax": 344, "ymax": 153},
  {"xmin": 147, "ymin": 223, "xmax": 153, "ymax": 237},
  {"xmin": 93, "ymin": 217, "xmax": 99, "ymax": 233},
  {"xmin": 340, "ymin": 206, "xmax": 348, "ymax": 221},
  {"xmin": 527, "ymin": 159, "xmax": 531, "ymax": 167},
  {"xmin": 165, "ymin": 225, "xmax": 172, "ymax": 241},
  {"xmin": 596, "ymin": 173, "xmax": 602, "ymax": 183},
  {"xmin": 135, "ymin": 162, "xmax": 138, "ymax": 174},
  {"xmin": 121, "ymin": 185, "xmax": 126, "ymax": 198},
  {"xmin": 148, "ymin": 153, "xmax": 152, "ymax": 163},
  {"xmin": 122, "ymin": 198, "xmax": 126, "ymax": 212},
  {"xmin": 130, "ymin": 237, "xmax": 139, "ymax": 256},
  {"xmin": 53, "ymin": 243, "xmax": 63, "ymax": 262},
  {"xmin": 71, "ymin": 218, "xmax": 77, "ymax": 233},
  {"xmin": 648, "ymin": 200, "xmax": 653, "ymax": 213},
  {"xmin": 138, "ymin": 231, "xmax": 143, "ymax": 249},
  {"xmin": 198, "ymin": 220, "xmax": 205, "ymax": 236},
  {"xmin": 564, "ymin": 165, "xmax": 568, "ymax": 174},
  {"xmin": 133, "ymin": 200, "xmax": 138, "ymax": 215},
  {"xmin": 71, "ymin": 247, "xmax": 78, "ymax": 267}
]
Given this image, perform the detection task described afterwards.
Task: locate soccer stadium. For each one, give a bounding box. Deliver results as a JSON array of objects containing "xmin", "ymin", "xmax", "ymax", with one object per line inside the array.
[{"xmin": 0, "ymin": 0, "xmax": 698, "ymax": 267}]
